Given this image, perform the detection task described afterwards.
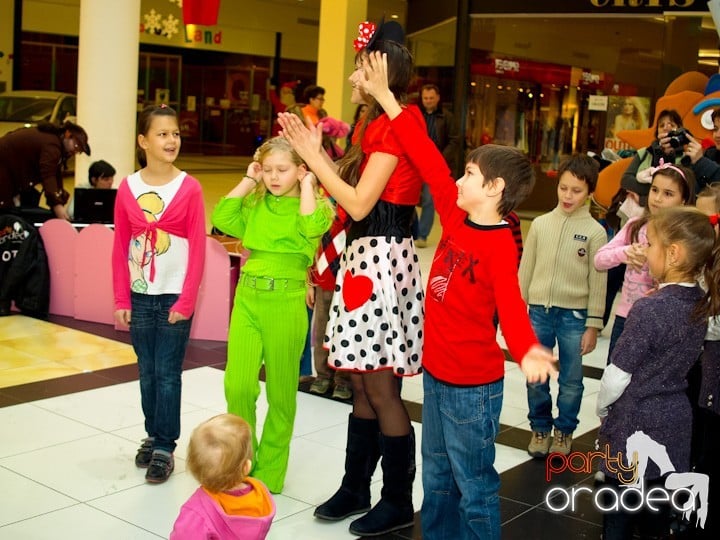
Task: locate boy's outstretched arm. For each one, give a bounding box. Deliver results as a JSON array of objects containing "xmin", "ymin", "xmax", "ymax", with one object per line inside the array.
[
  {"xmin": 520, "ymin": 345, "xmax": 558, "ymax": 384},
  {"xmin": 361, "ymin": 51, "xmax": 456, "ymax": 220}
]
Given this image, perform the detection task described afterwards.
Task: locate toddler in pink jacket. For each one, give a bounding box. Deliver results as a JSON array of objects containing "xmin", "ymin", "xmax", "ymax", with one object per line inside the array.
[{"xmin": 170, "ymin": 414, "xmax": 275, "ymax": 540}]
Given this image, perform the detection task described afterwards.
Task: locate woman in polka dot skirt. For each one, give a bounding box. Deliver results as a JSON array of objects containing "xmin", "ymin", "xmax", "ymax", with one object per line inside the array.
[{"xmin": 279, "ymin": 20, "xmax": 422, "ymax": 538}]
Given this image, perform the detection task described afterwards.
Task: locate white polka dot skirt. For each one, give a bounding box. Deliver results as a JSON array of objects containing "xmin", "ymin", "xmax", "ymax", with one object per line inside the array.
[{"xmin": 324, "ymin": 236, "xmax": 424, "ymax": 376}]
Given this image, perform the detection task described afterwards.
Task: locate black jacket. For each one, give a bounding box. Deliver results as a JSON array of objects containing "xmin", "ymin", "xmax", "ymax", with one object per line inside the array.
[{"xmin": 0, "ymin": 214, "xmax": 50, "ymax": 318}]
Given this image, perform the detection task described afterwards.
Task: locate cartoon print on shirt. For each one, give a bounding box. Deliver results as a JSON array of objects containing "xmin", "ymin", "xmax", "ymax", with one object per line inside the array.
[
  {"xmin": 428, "ymin": 237, "xmax": 471, "ymax": 302},
  {"xmin": 129, "ymin": 191, "xmax": 171, "ymax": 293}
]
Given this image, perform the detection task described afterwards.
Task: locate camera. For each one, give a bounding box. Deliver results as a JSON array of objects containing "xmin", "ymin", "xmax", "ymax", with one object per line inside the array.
[{"xmin": 666, "ymin": 128, "xmax": 692, "ymax": 148}]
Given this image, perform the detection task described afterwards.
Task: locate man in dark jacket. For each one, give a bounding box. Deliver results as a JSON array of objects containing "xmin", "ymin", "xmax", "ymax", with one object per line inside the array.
[
  {"xmin": 0, "ymin": 121, "xmax": 90, "ymax": 221},
  {"xmin": 415, "ymin": 84, "xmax": 459, "ymax": 247}
]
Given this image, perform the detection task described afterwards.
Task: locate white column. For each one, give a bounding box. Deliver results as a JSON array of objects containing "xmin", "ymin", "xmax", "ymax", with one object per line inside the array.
[{"xmin": 75, "ymin": 0, "xmax": 141, "ymax": 186}]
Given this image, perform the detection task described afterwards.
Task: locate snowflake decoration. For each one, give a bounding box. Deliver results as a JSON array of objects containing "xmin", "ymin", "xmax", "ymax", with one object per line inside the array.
[
  {"xmin": 162, "ymin": 14, "xmax": 180, "ymax": 39},
  {"xmin": 143, "ymin": 9, "xmax": 163, "ymax": 34},
  {"xmin": 168, "ymin": 0, "xmax": 183, "ymax": 7}
]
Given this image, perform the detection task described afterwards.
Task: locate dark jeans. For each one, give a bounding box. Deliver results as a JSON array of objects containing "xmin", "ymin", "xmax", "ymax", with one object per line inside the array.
[
  {"xmin": 130, "ymin": 292, "xmax": 192, "ymax": 453},
  {"xmin": 603, "ymin": 264, "xmax": 626, "ymax": 328},
  {"xmin": 607, "ymin": 315, "xmax": 626, "ymax": 365}
]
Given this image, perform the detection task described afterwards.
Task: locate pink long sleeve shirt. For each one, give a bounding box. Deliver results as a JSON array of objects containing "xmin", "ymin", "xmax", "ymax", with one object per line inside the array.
[
  {"xmin": 112, "ymin": 173, "xmax": 206, "ymax": 318},
  {"xmin": 593, "ymin": 217, "xmax": 653, "ymax": 318}
]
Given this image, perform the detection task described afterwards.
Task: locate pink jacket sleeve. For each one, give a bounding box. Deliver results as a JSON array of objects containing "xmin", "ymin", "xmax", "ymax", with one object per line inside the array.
[
  {"xmin": 170, "ymin": 178, "xmax": 207, "ymax": 318},
  {"xmin": 112, "ymin": 180, "xmax": 133, "ymax": 311},
  {"xmin": 593, "ymin": 218, "xmax": 635, "ymax": 271}
]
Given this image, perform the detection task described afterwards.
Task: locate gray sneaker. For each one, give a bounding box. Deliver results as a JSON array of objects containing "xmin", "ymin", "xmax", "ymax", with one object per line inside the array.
[
  {"xmin": 331, "ymin": 382, "xmax": 352, "ymax": 400},
  {"xmin": 528, "ymin": 431, "xmax": 551, "ymax": 458},
  {"xmin": 310, "ymin": 377, "xmax": 331, "ymax": 395},
  {"xmin": 549, "ymin": 429, "xmax": 573, "ymax": 455}
]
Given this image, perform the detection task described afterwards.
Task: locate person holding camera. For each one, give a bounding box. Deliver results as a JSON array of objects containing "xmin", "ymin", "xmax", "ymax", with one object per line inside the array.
[
  {"xmin": 622, "ymin": 108, "xmax": 720, "ymax": 205},
  {"xmin": 620, "ymin": 109, "xmax": 688, "ymax": 207}
]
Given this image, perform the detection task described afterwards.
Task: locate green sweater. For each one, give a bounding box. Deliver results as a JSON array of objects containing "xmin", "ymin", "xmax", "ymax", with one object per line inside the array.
[
  {"xmin": 212, "ymin": 194, "xmax": 333, "ymax": 281},
  {"xmin": 518, "ymin": 205, "xmax": 608, "ymax": 329}
]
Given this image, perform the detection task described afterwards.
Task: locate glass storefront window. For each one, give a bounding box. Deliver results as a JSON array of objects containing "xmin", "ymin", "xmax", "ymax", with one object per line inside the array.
[{"xmin": 411, "ymin": 13, "xmax": 719, "ymax": 169}]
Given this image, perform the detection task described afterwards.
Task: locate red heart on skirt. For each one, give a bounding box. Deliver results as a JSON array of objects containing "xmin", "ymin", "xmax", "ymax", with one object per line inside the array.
[{"xmin": 342, "ymin": 270, "xmax": 373, "ymax": 311}]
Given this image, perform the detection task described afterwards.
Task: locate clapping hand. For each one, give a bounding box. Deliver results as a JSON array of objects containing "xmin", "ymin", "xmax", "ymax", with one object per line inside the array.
[{"xmin": 278, "ymin": 112, "xmax": 324, "ymax": 164}]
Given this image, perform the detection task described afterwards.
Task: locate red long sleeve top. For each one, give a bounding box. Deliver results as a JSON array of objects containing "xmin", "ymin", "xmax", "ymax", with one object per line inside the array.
[{"xmin": 390, "ymin": 111, "xmax": 538, "ymax": 385}]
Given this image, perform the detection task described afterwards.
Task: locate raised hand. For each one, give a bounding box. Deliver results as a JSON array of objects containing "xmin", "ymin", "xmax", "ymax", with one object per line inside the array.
[
  {"xmin": 246, "ymin": 161, "xmax": 262, "ymax": 183},
  {"xmin": 278, "ymin": 112, "xmax": 324, "ymax": 165},
  {"xmin": 359, "ymin": 52, "xmax": 401, "ymax": 119}
]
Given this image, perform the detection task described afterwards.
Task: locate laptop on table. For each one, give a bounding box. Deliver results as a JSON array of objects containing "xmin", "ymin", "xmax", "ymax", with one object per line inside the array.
[{"xmin": 72, "ymin": 188, "xmax": 117, "ymax": 226}]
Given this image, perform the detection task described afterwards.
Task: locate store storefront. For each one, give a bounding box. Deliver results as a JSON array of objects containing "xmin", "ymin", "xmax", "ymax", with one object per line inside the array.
[
  {"xmin": 12, "ymin": 0, "xmax": 321, "ymax": 156},
  {"xmin": 409, "ymin": 1, "xmax": 718, "ymax": 172}
]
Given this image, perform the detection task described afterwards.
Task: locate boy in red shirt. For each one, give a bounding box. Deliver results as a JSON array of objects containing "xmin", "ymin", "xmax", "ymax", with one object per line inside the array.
[{"xmin": 360, "ymin": 51, "xmax": 557, "ymax": 540}]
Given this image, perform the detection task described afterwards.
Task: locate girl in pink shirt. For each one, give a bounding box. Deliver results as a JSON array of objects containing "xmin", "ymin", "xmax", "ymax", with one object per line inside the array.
[
  {"xmin": 594, "ymin": 163, "xmax": 694, "ymax": 360},
  {"xmin": 112, "ymin": 105, "xmax": 206, "ymax": 484}
]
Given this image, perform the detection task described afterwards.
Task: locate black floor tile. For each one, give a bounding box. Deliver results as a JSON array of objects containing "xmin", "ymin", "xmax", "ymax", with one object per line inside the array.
[
  {"xmin": 496, "ymin": 425, "xmax": 533, "ymax": 451},
  {"xmin": 1, "ymin": 371, "xmax": 120, "ymax": 404},
  {"xmin": 501, "ymin": 496, "xmax": 535, "ymax": 524},
  {"xmin": 500, "ymin": 456, "xmax": 595, "ymax": 507}
]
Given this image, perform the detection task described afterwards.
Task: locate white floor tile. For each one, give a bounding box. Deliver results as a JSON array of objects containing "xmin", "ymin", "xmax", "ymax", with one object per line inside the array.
[
  {"xmin": 0, "ymin": 503, "xmax": 163, "ymax": 539},
  {"xmin": 495, "ymin": 444, "xmax": 533, "ymax": 474},
  {"xmin": 179, "ymin": 366, "xmax": 227, "ymax": 410},
  {"xmin": 0, "ymin": 402, "xmax": 101, "ymax": 458},
  {"xmin": 89, "ymin": 470, "xmax": 200, "ymax": 538},
  {"xmin": 0, "ymin": 432, "xmax": 185, "ymax": 502},
  {"xmin": 266, "ymin": 506, "xmax": 358, "ymax": 540},
  {"xmin": 0, "ymin": 468, "xmax": 77, "ymax": 527},
  {"xmin": 31, "ymin": 382, "xmax": 155, "ymax": 432}
]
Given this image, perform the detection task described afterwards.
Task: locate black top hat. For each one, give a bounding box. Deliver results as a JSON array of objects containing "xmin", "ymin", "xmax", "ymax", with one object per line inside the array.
[{"xmin": 367, "ymin": 18, "xmax": 405, "ymax": 50}]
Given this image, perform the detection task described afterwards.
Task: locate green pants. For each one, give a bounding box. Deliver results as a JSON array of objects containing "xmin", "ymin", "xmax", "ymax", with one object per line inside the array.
[{"xmin": 225, "ymin": 277, "xmax": 307, "ymax": 493}]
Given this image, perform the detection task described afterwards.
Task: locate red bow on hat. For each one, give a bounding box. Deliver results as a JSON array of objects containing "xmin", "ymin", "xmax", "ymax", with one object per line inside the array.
[
  {"xmin": 353, "ymin": 21, "xmax": 377, "ymax": 52},
  {"xmin": 710, "ymin": 214, "xmax": 719, "ymax": 226}
]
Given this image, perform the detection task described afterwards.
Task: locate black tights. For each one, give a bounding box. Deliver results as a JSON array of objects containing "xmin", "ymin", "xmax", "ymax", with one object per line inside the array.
[{"xmin": 350, "ymin": 370, "xmax": 410, "ymax": 436}]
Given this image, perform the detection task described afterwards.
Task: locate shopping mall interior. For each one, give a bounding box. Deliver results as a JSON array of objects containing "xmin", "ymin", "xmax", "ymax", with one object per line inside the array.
[{"xmin": 1, "ymin": 0, "xmax": 718, "ymax": 538}]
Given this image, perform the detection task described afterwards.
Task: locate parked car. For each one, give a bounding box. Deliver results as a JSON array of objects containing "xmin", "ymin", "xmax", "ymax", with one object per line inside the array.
[{"xmin": 0, "ymin": 90, "xmax": 77, "ymax": 138}]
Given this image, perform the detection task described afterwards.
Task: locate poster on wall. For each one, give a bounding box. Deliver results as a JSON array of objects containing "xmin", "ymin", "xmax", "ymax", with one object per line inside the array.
[{"xmin": 604, "ymin": 96, "xmax": 650, "ymax": 152}]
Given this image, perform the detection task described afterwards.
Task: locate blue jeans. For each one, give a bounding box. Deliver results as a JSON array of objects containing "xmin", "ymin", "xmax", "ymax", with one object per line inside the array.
[
  {"xmin": 422, "ymin": 372, "xmax": 503, "ymax": 540},
  {"xmin": 606, "ymin": 315, "xmax": 626, "ymax": 365},
  {"xmin": 130, "ymin": 292, "xmax": 192, "ymax": 453},
  {"xmin": 526, "ymin": 305, "xmax": 585, "ymax": 435},
  {"xmin": 417, "ymin": 182, "xmax": 434, "ymax": 240}
]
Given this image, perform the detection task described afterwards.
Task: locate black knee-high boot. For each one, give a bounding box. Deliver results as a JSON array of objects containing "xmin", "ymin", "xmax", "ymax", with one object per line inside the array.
[
  {"xmin": 314, "ymin": 414, "xmax": 381, "ymax": 520},
  {"xmin": 349, "ymin": 427, "xmax": 416, "ymax": 536}
]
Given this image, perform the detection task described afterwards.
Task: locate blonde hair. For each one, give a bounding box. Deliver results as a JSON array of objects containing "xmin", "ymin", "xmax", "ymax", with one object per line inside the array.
[
  {"xmin": 136, "ymin": 192, "xmax": 170, "ymax": 254},
  {"xmin": 697, "ymin": 184, "xmax": 720, "ymax": 214},
  {"xmin": 186, "ymin": 414, "xmax": 253, "ymax": 493},
  {"xmin": 245, "ymin": 136, "xmax": 333, "ymax": 214}
]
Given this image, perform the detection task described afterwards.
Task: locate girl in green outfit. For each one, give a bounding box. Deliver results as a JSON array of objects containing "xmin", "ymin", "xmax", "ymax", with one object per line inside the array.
[{"xmin": 211, "ymin": 137, "xmax": 333, "ymax": 493}]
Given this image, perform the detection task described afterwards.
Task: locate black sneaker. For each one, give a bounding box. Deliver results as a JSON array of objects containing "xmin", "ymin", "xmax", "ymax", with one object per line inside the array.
[
  {"xmin": 145, "ymin": 452, "xmax": 174, "ymax": 484},
  {"xmin": 135, "ymin": 438, "xmax": 154, "ymax": 468}
]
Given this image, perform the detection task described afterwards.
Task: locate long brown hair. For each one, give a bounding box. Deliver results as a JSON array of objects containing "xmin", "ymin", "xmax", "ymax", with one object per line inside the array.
[
  {"xmin": 628, "ymin": 163, "xmax": 695, "ymax": 243},
  {"xmin": 337, "ymin": 40, "xmax": 413, "ymax": 187}
]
